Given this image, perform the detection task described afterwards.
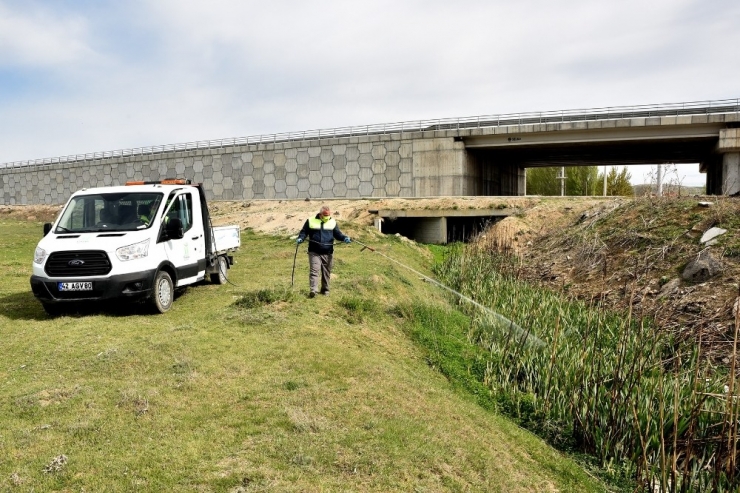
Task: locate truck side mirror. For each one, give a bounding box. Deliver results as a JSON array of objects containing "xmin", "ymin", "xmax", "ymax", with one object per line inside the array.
[
  {"xmin": 43, "ymin": 223, "xmax": 52, "ymax": 236},
  {"xmin": 164, "ymin": 218, "xmax": 184, "ymax": 240}
]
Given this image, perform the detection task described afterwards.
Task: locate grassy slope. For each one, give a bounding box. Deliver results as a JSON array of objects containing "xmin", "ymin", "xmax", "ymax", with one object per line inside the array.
[{"xmin": 0, "ymin": 219, "xmax": 604, "ymax": 492}]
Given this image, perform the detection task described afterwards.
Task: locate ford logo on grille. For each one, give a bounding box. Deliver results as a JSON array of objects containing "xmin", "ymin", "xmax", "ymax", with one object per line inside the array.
[{"xmin": 68, "ymin": 259, "xmax": 86, "ymax": 267}]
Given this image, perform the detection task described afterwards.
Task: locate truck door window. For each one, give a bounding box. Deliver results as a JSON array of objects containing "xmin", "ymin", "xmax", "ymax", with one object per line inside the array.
[
  {"xmin": 181, "ymin": 194, "xmax": 193, "ymax": 231},
  {"xmin": 66, "ymin": 200, "xmax": 88, "ymax": 229},
  {"xmin": 165, "ymin": 193, "xmax": 193, "ymax": 233}
]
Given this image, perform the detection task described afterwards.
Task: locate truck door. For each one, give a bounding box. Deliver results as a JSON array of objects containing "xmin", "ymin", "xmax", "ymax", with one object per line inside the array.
[{"xmin": 162, "ymin": 189, "xmax": 207, "ymax": 286}]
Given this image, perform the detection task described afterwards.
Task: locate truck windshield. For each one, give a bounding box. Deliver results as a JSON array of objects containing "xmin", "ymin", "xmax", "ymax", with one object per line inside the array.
[{"xmin": 55, "ymin": 192, "xmax": 164, "ymax": 233}]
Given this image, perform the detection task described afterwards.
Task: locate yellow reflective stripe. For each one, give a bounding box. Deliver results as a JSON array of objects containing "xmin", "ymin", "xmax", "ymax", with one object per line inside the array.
[{"xmin": 308, "ymin": 217, "xmax": 336, "ymax": 229}]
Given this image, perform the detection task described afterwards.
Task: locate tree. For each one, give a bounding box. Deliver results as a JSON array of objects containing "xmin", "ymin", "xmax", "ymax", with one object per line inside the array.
[
  {"xmin": 526, "ymin": 166, "xmax": 599, "ymax": 196},
  {"xmin": 598, "ymin": 166, "xmax": 634, "ymax": 196},
  {"xmin": 566, "ymin": 166, "xmax": 599, "ymax": 196},
  {"xmin": 526, "ymin": 167, "xmax": 560, "ymax": 195}
]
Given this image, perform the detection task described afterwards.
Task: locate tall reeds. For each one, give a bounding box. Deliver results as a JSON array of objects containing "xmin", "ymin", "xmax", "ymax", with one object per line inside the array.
[{"xmin": 434, "ymin": 244, "xmax": 740, "ymax": 491}]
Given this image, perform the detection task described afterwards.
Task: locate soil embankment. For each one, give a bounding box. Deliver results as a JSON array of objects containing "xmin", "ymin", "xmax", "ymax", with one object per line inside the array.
[{"xmin": 6, "ymin": 195, "xmax": 735, "ymax": 360}]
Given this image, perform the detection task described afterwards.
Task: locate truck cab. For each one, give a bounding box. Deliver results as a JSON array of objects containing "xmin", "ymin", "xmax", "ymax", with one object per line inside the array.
[{"xmin": 30, "ymin": 179, "xmax": 239, "ymax": 315}]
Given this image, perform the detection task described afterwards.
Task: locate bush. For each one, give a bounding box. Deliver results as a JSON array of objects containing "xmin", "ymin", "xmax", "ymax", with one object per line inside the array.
[
  {"xmin": 233, "ymin": 288, "xmax": 293, "ymax": 309},
  {"xmin": 338, "ymin": 296, "xmax": 378, "ymax": 324}
]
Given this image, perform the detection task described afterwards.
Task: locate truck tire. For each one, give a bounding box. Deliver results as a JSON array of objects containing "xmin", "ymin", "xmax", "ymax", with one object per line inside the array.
[
  {"xmin": 210, "ymin": 255, "xmax": 228, "ymax": 285},
  {"xmin": 41, "ymin": 302, "xmax": 65, "ymax": 318},
  {"xmin": 151, "ymin": 270, "xmax": 174, "ymax": 313}
]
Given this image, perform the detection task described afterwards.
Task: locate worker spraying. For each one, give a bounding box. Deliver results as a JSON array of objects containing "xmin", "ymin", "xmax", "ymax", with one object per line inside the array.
[{"xmin": 295, "ymin": 205, "xmax": 351, "ymax": 298}]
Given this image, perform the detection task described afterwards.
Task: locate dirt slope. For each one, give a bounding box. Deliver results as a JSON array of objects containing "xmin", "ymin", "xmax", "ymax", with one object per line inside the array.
[{"xmin": 510, "ymin": 197, "xmax": 740, "ymax": 365}]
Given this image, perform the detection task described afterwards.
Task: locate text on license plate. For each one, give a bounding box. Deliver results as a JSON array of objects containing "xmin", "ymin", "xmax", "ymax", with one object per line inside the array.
[{"xmin": 58, "ymin": 282, "xmax": 93, "ymax": 291}]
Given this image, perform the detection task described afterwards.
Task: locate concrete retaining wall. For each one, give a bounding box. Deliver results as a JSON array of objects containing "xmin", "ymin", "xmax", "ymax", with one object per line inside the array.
[
  {"xmin": 2, "ymin": 134, "xmax": 423, "ymax": 205},
  {"xmin": 2, "ymin": 131, "xmax": 523, "ymax": 205}
]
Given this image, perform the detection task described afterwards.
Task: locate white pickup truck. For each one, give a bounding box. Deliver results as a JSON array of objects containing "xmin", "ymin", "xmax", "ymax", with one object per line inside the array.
[{"xmin": 30, "ymin": 179, "xmax": 240, "ymax": 315}]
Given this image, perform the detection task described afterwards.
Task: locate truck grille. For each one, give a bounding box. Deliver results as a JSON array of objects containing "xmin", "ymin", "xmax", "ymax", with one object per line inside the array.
[{"xmin": 45, "ymin": 251, "xmax": 112, "ymax": 277}]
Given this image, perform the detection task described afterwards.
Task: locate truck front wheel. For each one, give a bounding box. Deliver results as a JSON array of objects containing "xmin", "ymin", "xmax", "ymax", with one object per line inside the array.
[
  {"xmin": 210, "ymin": 255, "xmax": 228, "ymax": 285},
  {"xmin": 41, "ymin": 302, "xmax": 65, "ymax": 318},
  {"xmin": 151, "ymin": 270, "xmax": 174, "ymax": 313}
]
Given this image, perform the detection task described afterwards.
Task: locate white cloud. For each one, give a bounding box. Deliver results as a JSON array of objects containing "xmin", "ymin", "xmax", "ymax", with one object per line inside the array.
[{"xmin": 0, "ymin": 2, "xmax": 96, "ymax": 67}]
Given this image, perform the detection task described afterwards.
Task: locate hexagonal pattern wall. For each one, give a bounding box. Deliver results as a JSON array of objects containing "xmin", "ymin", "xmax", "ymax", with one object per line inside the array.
[{"xmin": 0, "ymin": 134, "xmax": 417, "ymax": 204}]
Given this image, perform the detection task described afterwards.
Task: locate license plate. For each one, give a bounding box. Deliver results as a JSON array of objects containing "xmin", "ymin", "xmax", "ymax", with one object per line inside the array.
[{"xmin": 58, "ymin": 282, "xmax": 93, "ymax": 292}]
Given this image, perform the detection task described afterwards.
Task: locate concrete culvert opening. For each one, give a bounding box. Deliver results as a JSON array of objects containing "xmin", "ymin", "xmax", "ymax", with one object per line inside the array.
[
  {"xmin": 371, "ymin": 208, "xmax": 515, "ymax": 244},
  {"xmin": 446, "ymin": 216, "xmax": 500, "ymax": 243}
]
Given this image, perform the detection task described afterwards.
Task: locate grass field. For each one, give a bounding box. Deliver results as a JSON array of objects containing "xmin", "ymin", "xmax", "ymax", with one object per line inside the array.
[{"xmin": 0, "ymin": 218, "xmax": 605, "ymax": 492}]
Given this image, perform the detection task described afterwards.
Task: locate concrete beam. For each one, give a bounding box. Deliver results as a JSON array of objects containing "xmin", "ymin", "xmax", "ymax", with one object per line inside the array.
[
  {"xmin": 371, "ymin": 208, "xmax": 515, "ymax": 218},
  {"xmin": 464, "ymin": 123, "xmax": 725, "ymax": 148},
  {"xmin": 719, "ymin": 128, "xmax": 740, "ymax": 152}
]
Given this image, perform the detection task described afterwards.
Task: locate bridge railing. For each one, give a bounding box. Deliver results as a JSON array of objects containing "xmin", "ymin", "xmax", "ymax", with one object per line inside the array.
[{"xmin": 2, "ymin": 98, "xmax": 738, "ymax": 170}]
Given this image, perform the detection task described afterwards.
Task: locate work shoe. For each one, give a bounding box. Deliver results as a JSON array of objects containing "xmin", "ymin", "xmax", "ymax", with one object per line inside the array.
[
  {"xmin": 320, "ymin": 290, "xmax": 329, "ymax": 296},
  {"xmin": 308, "ymin": 292, "xmax": 316, "ymax": 298}
]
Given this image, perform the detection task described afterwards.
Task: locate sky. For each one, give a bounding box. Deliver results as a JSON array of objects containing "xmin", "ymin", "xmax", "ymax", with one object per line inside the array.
[{"xmin": 1, "ymin": 0, "xmax": 738, "ymax": 187}]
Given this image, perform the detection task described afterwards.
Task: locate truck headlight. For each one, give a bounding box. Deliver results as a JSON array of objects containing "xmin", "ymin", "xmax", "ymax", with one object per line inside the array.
[
  {"xmin": 116, "ymin": 239, "xmax": 150, "ymax": 261},
  {"xmin": 34, "ymin": 247, "xmax": 47, "ymax": 264}
]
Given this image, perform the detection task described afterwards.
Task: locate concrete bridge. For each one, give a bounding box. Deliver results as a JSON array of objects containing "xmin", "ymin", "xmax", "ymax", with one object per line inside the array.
[{"xmin": 1, "ymin": 99, "xmax": 739, "ymax": 205}]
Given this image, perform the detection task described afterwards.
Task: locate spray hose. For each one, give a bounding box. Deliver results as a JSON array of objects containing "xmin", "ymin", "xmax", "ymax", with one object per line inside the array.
[
  {"xmin": 289, "ymin": 236, "xmax": 540, "ymax": 346},
  {"xmin": 350, "ymin": 239, "xmax": 543, "ymax": 348}
]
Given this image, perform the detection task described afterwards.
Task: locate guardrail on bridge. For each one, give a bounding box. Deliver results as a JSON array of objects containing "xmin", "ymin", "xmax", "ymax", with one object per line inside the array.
[{"xmin": 2, "ymin": 98, "xmax": 738, "ymax": 170}]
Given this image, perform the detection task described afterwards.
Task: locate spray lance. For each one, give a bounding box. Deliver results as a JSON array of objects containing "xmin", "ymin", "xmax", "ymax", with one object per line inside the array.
[
  {"xmin": 352, "ymin": 239, "xmax": 375, "ymax": 253},
  {"xmin": 291, "ymin": 240, "xmax": 301, "ymax": 287}
]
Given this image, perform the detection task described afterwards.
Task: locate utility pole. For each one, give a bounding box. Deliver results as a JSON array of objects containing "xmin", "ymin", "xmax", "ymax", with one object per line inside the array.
[
  {"xmin": 557, "ymin": 167, "xmax": 566, "ymax": 196},
  {"xmin": 603, "ymin": 165, "xmax": 607, "ymax": 196},
  {"xmin": 656, "ymin": 164, "xmax": 663, "ymax": 197}
]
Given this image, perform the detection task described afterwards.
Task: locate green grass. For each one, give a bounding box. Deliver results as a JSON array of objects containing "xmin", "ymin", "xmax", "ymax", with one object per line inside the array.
[
  {"xmin": 0, "ymin": 219, "xmax": 605, "ymax": 491},
  {"xmin": 398, "ymin": 303, "xmax": 497, "ymax": 412}
]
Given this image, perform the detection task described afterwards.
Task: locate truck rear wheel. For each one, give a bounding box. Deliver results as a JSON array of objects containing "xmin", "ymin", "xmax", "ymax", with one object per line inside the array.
[
  {"xmin": 210, "ymin": 255, "xmax": 228, "ymax": 285},
  {"xmin": 151, "ymin": 270, "xmax": 174, "ymax": 313}
]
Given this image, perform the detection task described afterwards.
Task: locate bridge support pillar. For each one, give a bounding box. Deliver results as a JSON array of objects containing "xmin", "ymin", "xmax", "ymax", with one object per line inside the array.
[
  {"xmin": 480, "ymin": 164, "xmax": 525, "ymax": 195},
  {"xmin": 468, "ymin": 150, "xmax": 525, "ymax": 195},
  {"xmin": 412, "ymin": 138, "xmax": 479, "ymax": 196},
  {"xmin": 704, "ymin": 155, "xmax": 722, "ymax": 195},
  {"xmin": 720, "ymin": 129, "xmax": 740, "ymax": 195},
  {"xmin": 722, "ymin": 152, "xmax": 740, "ymax": 195}
]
